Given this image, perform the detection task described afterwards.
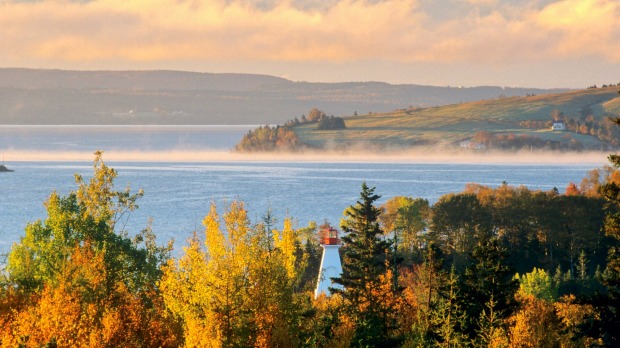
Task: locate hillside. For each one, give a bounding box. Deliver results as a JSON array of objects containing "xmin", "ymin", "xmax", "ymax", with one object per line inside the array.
[
  {"xmin": 0, "ymin": 68, "xmax": 568, "ymax": 125},
  {"xmin": 284, "ymin": 86, "xmax": 620, "ymax": 152}
]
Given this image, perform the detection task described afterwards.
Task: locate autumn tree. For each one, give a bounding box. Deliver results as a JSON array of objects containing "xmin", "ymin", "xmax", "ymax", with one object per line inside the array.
[
  {"xmin": 307, "ymin": 108, "xmax": 327, "ymax": 122},
  {"xmin": 235, "ymin": 125, "xmax": 302, "ymax": 152},
  {"xmin": 380, "ymin": 196, "xmax": 430, "ymax": 264},
  {"xmin": 161, "ymin": 202, "xmax": 306, "ymax": 347},
  {"xmin": 515, "ymin": 267, "xmax": 558, "ymax": 302},
  {"xmin": 430, "ymin": 193, "xmax": 492, "ymax": 270},
  {"xmin": 464, "ymin": 182, "xmax": 608, "ymax": 274},
  {"xmin": 1, "ymin": 151, "xmax": 178, "ymax": 347},
  {"xmin": 508, "ymin": 293, "xmax": 560, "ymax": 347}
]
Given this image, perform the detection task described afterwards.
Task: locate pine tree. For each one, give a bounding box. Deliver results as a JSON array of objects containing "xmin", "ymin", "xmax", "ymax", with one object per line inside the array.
[
  {"xmin": 331, "ymin": 183, "xmax": 399, "ymax": 346},
  {"xmin": 461, "ymin": 237, "xmax": 517, "ymax": 339}
]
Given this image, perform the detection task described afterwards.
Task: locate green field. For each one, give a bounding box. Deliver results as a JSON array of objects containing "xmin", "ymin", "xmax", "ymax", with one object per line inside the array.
[{"xmin": 293, "ymin": 86, "xmax": 620, "ymax": 150}]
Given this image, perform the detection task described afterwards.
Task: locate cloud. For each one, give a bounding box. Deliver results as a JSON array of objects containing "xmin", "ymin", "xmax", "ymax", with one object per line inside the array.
[
  {"xmin": 533, "ymin": 0, "xmax": 620, "ymax": 61},
  {"xmin": 458, "ymin": 0, "xmax": 498, "ymax": 5},
  {"xmin": 0, "ymin": 0, "xmax": 618, "ymax": 68}
]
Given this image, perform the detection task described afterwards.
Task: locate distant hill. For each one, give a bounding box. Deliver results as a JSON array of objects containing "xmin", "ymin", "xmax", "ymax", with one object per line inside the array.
[
  {"xmin": 288, "ymin": 86, "xmax": 620, "ymax": 152},
  {"xmin": 0, "ymin": 68, "xmax": 570, "ymax": 125},
  {"xmin": 0, "ymin": 68, "xmax": 289, "ymax": 91}
]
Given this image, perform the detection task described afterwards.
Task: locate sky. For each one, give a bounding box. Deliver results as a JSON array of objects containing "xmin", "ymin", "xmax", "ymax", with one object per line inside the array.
[{"xmin": 0, "ymin": 0, "xmax": 618, "ymax": 88}]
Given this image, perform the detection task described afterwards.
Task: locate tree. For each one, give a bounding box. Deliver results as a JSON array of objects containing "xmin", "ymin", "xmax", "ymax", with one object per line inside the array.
[
  {"xmin": 515, "ymin": 268, "xmax": 558, "ymax": 302},
  {"xmin": 508, "ymin": 294, "xmax": 560, "ymax": 347},
  {"xmin": 400, "ymin": 243, "xmax": 471, "ymax": 347},
  {"xmin": 317, "ymin": 116, "xmax": 346, "ymax": 130},
  {"xmin": 307, "ymin": 108, "xmax": 326, "ymax": 122},
  {"xmin": 235, "ymin": 125, "xmax": 301, "ymax": 152},
  {"xmin": 6, "ymin": 151, "xmax": 170, "ymax": 293},
  {"xmin": 161, "ymin": 201, "xmax": 304, "ymax": 347},
  {"xmin": 380, "ymin": 196, "xmax": 430, "ymax": 263},
  {"xmin": 461, "ymin": 237, "xmax": 517, "ymax": 340},
  {"xmin": 432, "ymin": 267, "xmax": 469, "ymax": 347},
  {"xmin": 1, "ymin": 151, "xmax": 178, "ymax": 346},
  {"xmin": 331, "ymin": 183, "xmax": 399, "ymax": 346},
  {"xmin": 430, "ymin": 193, "xmax": 492, "ymax": 270},
  {"xmin": 400, "ymin": 244, "xmax": 445, "ymax": 346}
]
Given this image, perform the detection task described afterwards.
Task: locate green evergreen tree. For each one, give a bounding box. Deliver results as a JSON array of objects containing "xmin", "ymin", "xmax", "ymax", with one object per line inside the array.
[
  {"xmin": 461, "ymin": 237, "xmax": 517, "ymax": 340},
  {"xmin": 331, "ymin": 183, "xmax": 399, "ymax": 347}
]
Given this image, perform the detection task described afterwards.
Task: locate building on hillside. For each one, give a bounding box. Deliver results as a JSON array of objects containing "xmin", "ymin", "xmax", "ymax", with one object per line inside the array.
[
  {"xmin": 314, "ymin": 226, "xmax": 344, "ymax": 298},
  {"xmin": 459, "ymin": 139, "xmax": 487, "ymax": 150},
  {"xmin": 551, "ymin": 121, "xmax": 566, "ymax": 131}
]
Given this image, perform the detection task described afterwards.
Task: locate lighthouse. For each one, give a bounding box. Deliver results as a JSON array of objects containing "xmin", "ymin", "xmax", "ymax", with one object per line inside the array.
[{"xmin": 314, "ymin": 226, "xmax": 344, "ymax": 298}]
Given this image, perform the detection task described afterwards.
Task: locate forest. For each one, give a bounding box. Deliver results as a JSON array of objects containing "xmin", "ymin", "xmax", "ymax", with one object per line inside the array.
[{"xmin": 1, "ymin": 148, "xmax": 620, "ymax": 347}]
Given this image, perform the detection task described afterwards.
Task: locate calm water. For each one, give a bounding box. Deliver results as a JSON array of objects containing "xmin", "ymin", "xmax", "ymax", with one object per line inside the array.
[
  {"xmin": 0, "ymin": 125, "xmax": 249, "ymax": 152},
  {"xmin": 0, "ymin": 126, "xmax": 608, "ymax": 255}
]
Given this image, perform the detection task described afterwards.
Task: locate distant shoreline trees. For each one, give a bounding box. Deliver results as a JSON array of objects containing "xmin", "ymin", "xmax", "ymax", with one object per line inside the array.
[
  {"xmin": 235, "ymin": 125, "xmax": 302, "ymax": 152},
  {"xmin": 235, "ymin": 108, "xmax": 346, "ymax": 152}
]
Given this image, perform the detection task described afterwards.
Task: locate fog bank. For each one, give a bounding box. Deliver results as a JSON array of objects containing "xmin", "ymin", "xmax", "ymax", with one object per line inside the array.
[{"xmin": 2, "ymin": 149, "xmax": 610, "ymax": 166}]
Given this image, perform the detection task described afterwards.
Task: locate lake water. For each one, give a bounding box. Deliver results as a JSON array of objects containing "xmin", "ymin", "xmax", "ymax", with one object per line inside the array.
[{"xmin": 0, "ymin": 125, "xmax": 610, "ymax": 256}]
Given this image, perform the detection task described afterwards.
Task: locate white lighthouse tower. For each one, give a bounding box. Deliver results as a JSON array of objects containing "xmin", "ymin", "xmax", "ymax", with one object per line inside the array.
[{"xmin": 315, "ymin": 226, "xmax": 344, "ymax": 298}]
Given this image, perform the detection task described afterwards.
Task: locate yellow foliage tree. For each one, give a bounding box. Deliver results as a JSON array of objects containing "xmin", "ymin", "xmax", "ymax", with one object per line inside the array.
[
  {"xmin": 273, "ymin": 217, "xmax": 299, "ymax": 283},
  {"xmin": 508, "ymin": 294, "xmax": 559, "ymax": 348},
  {"xmin": 161, "ymin": 201, "xmax": 304, "ymax": 347}
]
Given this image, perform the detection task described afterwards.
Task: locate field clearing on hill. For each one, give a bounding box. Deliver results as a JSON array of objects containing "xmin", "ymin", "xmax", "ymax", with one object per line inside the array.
[{"xmin": 293, "ymin": 87, "xmax": 620, "ymax": 150}]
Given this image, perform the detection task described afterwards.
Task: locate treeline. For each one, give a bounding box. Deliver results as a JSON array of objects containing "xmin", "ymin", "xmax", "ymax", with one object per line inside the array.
[
  {"xmin": 235, "ymin": 125, "xmax": 302, "ymax": 152},
  {"xmin": 470, "ymin": 130, "xmax": 587, "ymax": 151},
  {"xmin": 284, "ymin": 108, "xmax": 346, "ymax": 130},
  {"xmin": 236, "ymin": 108, "xmax": 346, "ymax": 152},
  {"xmin": 519, "ymin": 108, "xmax": 620, "ymax": 147},
  {"xmin": 1, "ymin": 152, "xmax": 620, "ymax": 346},
  {"xmin": 316, "ymin": 115, "xmax": 346, "ymax": 130},
  {"xmin": 382, "ymin": 181, "xmax": 610, "ymax": 275}
]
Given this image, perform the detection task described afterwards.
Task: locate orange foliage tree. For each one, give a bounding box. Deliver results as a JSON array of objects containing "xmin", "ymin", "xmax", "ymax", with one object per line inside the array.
[{"xmin": 0, "ymin": 152, "xmax": 179, "ymax": 347}]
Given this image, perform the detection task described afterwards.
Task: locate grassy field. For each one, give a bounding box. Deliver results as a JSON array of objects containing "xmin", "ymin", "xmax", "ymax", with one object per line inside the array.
[{"xmin": 293, "ymin": 86, "xmax": 620, "ymax": 150}]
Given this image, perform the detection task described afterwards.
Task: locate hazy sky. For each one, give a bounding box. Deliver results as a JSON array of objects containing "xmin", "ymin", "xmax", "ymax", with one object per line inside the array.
[{"xmin": 1, "ymin": 0, "xmax": 618, "ymax": 88}]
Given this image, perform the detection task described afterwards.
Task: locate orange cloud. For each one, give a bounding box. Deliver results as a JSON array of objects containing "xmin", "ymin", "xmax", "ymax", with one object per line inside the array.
[
  {"xmin": 533, "ymin": 0, "xmax": 620, "ymax": 60},
  {"xmin": 0, "ymin": 0, "xmax": 618, "ymax": 67}
]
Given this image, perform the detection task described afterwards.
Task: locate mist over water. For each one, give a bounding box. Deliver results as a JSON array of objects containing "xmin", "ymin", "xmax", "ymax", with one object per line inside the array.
[{"xmin": 0, "ymin": 126, "xmax": 610, "ymax": 256}]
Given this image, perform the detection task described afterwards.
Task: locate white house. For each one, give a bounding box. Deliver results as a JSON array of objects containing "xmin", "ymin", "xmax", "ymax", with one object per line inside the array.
[
  {"xmin": 551, "ymin": 121, "xmax": 566, "ymax": 131},
  {"xmin": 460, "ymin": 140, "xmax": 487, "ymax": 150}
]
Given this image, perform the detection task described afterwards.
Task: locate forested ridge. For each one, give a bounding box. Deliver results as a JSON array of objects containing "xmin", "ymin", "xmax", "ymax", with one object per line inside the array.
[{"xmin": 2, "ymin": 149, "xmax": 620, "ymax": 347}]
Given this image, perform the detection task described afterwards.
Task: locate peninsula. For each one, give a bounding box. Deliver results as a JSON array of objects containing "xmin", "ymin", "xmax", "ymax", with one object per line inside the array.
[{"xmin": 236, "ymin": 85, "xmax": 620, "ymax": 153}]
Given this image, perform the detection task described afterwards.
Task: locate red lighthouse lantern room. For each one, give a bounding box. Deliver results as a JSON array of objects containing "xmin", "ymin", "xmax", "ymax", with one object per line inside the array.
[{"xmin": 321, "ymin": 226, "xmax": 341, "ymax": 245}]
